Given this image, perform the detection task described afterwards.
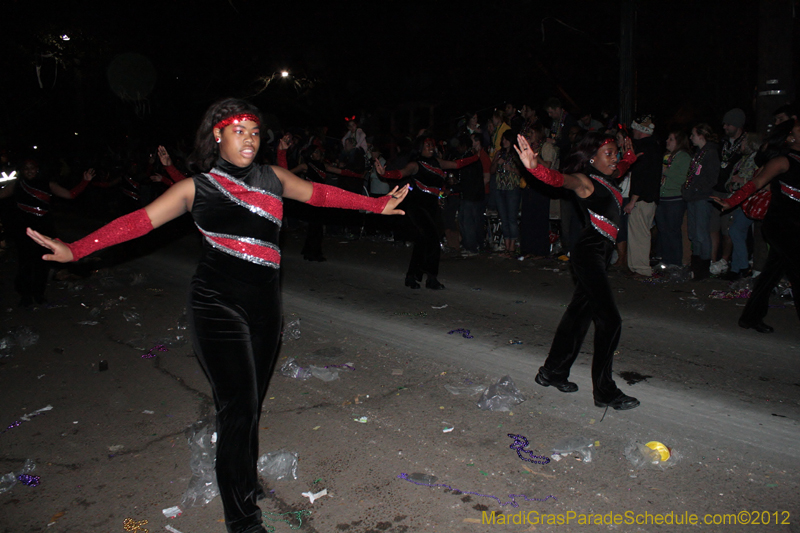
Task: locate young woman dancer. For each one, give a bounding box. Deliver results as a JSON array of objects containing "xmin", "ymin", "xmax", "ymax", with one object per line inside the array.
[
  {"xmin": 515, "ymin": 132, "xmax": 640, "ymax": 410},
  {"xmin": 26, "ymin": 98, "xmax": 407, "ymax": 533}
]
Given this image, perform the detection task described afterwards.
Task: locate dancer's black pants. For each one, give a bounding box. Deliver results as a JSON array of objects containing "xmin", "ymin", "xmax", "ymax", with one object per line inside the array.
[
  {"xmin": 539, "ymin": 235, "xmax": 622, "ymax": 402},
  {"xmin": 189, "ymin": 257, "xmax": 282, "ymax": 533},
  {"xmin": 403, "ymin": 190, "xmax": 441, "ymax": 279},
  {"xmin": 740, "ymin": 219, "xmax": 800, "ymax": 325}
]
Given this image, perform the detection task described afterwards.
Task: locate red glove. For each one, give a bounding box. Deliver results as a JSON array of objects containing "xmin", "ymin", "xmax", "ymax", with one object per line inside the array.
[
  {"xmin": 277, "ymin": 149, "xmax": 288, "ymax": 169},
  {"xmin": 69, "ymin": 179, "xmax": 90, "ymax": 199},
  {"xmin": 454, "ymin": 154, "xmax": 479, "ymax": 169},
  {"xmin": 66, "ymin": 208, "xmax": 154, "ymax": 261},
  {"xmin": 527, "ymin": 165, "xmax": 564, "ymax": 188},
  {"xmin": 307, "ymin": 183, "xmax": 390, "ymax": 214},
  {"xmin": 383, "ymin": 170, "xmax": 403, "ymax": 180},
  {"xmin": 339, "ymin": 169, "xmax": 362, "ymax": 178},
  {"xmin": 165, "ymin": 165, "xmax": 187, "ymax": 184},
  {"xmin": 726, "ymin": 180, "xmax": 757, "ymax": 207},
  {"xmin": 615, "ymin": 150, "xmax": 637, "ymax": 177}
]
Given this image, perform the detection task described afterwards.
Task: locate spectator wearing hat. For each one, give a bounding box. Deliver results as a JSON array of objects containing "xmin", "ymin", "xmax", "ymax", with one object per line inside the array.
[
  {"xmin": 709, "ymin": 108, "xmax": 746, "ymax": 275},
  {"xmin": 625, "ymin": 114, "xmax": 662, "ymax": 277}
]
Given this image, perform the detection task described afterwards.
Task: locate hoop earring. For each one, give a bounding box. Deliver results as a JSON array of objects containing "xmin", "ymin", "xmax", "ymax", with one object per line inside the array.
[{"xmin": 590, "ymin": 158, "xmax": 595, "ymax": 164}]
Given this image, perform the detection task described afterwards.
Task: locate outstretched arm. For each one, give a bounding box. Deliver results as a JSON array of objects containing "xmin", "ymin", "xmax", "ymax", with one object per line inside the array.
[
  {"xmin": 514, "ymin": 134, "xmax": 591, "ymax": 195},
  {"xmin": 50, "ymin": 169, "xmax": 96, "ymax": 199},
  {"xmin": 28, "ymin": 178, "xmax": 195, "ymax": 262},
  {"xmin": 374, "ymin": 160, "xmax": 418, "ymax": 180},
  {"xmin": 273, "ymin": 165, "xmax": 408, "ymax": 215},
  {"xmin": 712, "ymin": 156, "xmax": 789, "ymax": 210}
]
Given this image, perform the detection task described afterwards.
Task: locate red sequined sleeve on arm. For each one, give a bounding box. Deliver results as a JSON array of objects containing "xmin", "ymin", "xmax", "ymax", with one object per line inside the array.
[
  {"xmin": 307, "ymin": 183, "xmax": 389, "ymax": 214},
  {"xmin": 454, "ymin": 154, "xmax": 479, "ymax": 169},
  {"xmin": 383, "ymin": 170, "xmax": 403, "ymax": 180},
  {"xmin": 65, "ymin": 208, "xmax": 154, "ymax": 261},
  {"xmin": 725, "ymin": 180, "xmax": 757, "ymax": 207},
  {"xmin": 165, "ymin": 165, "xmax": 187, "ymax": 184},
  {"xmin": 277, "ymin": 149, "xmax": 288, "ymax": 170},
  {"xmin": 526, "ymin": 165, "xmax": 565, "ymax": 188},
  {"xmin": 69, "ymin": 179, "xmax": 90, "ymax": 199},
  {"xmin": 615, "ymin": 150, "xmax": 638, "ymax": 177}
]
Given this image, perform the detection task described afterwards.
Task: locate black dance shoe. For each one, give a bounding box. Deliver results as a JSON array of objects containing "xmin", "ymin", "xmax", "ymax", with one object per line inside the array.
[
  {"xmin": 738, "ymin": 318, "xmax": 774, "ymax": 334},
  {"xmin": 534, "ymin": 371, "xmax": 578, "ymax": 393},
  {"xmin": 425, "ymin": 277, "xmax": 445, "ymax": 290},
  {"xmin": 594, "ymin": 392, "xmax": 640, "ymax": 410},
  {"xmin": 405, "ymin": 276, "xmax": 421, "ymax": 289}
]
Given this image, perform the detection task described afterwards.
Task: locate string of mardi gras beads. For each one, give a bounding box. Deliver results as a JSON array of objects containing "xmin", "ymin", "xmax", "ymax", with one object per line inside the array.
[
  {"xmin": 123, "ymin": 517, "xmax": 148, "ymax": 532},
  {"xmin": 397, "ymin": 473, "xmax": 555, "ymax": 507},
  {"xmin": 508, "ymin": 434, "xmax": 551, "ymax": 464},
  {"xmin": 262, "ymin": 509, "xmax": 311, "ymax": 532}
]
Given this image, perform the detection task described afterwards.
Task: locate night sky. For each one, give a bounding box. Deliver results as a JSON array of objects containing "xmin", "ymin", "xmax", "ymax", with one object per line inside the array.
[{"xmin": 2, "ymin": 0, "xmax": 797, "ymax": 160}]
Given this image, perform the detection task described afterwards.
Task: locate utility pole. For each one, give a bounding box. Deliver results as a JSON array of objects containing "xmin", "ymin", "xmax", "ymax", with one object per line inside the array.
[
  {"xmin": 619, "ymin": 0, "xmax": 635, "ymax": 127},
  {"xmin": 756, "ymin": 0, "xmax": 795, "ymax": 136}
]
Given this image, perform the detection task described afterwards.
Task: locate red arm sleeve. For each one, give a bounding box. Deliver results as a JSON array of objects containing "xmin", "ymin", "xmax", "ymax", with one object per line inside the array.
[
  {"xmin": 615, "ymin": 150, "xmax": 637, "ymax": 177},
  {"xmin": 725, "ymin": 180, "xmax": 757, "ymax": 207},
  {"xmin": 454, "ymin": 154, "xmax": 479, "ymax": 169},
  {"xmin": 307, "ymin": 183, "xmax": 390, "ymax": 214},
  {"xmin": 383, "ymin": 170, "xmax": 403, "ymax": 180},
  {"xmin": 277, "ymin": 149, "xmax": 288, "ymax": 170},
  {"xmin": 526, "ymin": 165, "xmax": 565, "ymax": 188},
  {"xmin": 69, "ymin": 179, "xmax": 90, "ymax": 199},
  {"xmin": 339, "ymin": 169, "xmax": 363, "ymax": 178},
  {"xmin": 65, "ymin": 208, "xmax": 154, "ymax": 261},
  {"xmin": 165, "ymin": 165, "xmax": 187, "ymax": 184}
]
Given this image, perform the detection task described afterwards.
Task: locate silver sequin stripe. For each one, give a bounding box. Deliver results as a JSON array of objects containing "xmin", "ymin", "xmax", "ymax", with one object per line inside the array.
[
  {"xmin": 779, "ymin": 181, "xmax": 800, "ymax": 203},
  {"xmin": 196, "ymin": 225, "xmax": 281, "ymax": 269},
  {"xmin": 204, "ymin": 171, "xmax": 283, "ymax": 227},
  {"xmin": 590, "ymin": 174, "xmax": 622, "ymax": 211},
  {"xmin": 587, "ymin": 209, "xmax": 618, "ymax": 243}
]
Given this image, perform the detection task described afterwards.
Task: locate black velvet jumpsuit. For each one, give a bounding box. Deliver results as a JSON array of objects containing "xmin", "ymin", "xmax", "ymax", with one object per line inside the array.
[
  {"xmin": 538, "ymin": 169, "xmax": 626, "ymax": 403},
  {"xmin": 739, "ymin": 151, "xmax": 800, "ymax": 325},
  {"xmin": 402, "ymin": 157, "xmax": 445, "ymax": 280},
  {"xmin": 189, "ymin": 158, "xmax": 284, "ymax": 533}
]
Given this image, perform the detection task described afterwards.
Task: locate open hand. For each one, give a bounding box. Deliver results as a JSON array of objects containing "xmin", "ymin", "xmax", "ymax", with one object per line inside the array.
[
  {"xmin": 26, "ymin": 228, "xmax": 74, "ymax": 262},
  {"xmin": 157, "ymin": 146, "xmax": 172, "ymax": 167},
  {"xmin": 514, "ymin": 134, "xmax": 539, "ymax": 170},
  {"xmin": 381, "ymin": 185, "xmax": 409, "ymax": 215},
  {"xmin": 710, "ymin": 196, "xmax": 732, "ymax": 211},
  {"xmin": 374, "ymin": 160, "xmax": 386, "ymax": 176},
  {"xmin": 83, "ymin": 168, "xmax": 96, "ymax": 181}
]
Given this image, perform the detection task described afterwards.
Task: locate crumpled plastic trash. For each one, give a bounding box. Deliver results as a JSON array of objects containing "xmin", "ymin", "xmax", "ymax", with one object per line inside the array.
[
  {"xmin": 279, "ymin": 358, "xmax": 312, "ymax": 380},
  {"xmin": 283, "ymin": 319, "xmax": 301, "ymax": 340},
  {"xmin": 624, "ymin": 440, "xmax": 681, "ymax": 469},
  {"xmin": 0, "ymin": 459, "xmax": 37, "ymax": 494},
  {"xmin": 653, "ymin": 264, "xmax": 692, "ymax": 283},
  {"xmin": 309, "ymin": 365, "xmax": 339, "ymax": 381},
  {"xmin": 257, "ymin": 450, "xmax": 298, "ymax": 481},
  {"xmin": 476, "ymin": 375, "xmax": 526, "ymax": 411},
  {"xmin": 0, "ymin": 326, "xmax": 40, "ymax": 357},
  {"xmin": 181, "ymin": 420, "xmax": 219, "ymax": 507},
  {"xmin": 123, "ymin": 311, "xmax": 141, "ymax": 323},
  {"xmin": 444, "ymin": 384, "xmax": 486, "ymax": 396},
  {"xmin": 552, "ymin": 436, "xmax": 595, "ymax": 463}
]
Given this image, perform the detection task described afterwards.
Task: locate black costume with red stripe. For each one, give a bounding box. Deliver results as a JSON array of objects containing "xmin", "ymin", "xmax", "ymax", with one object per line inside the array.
[
  {"xmin": 402, "ymin": 156, "xmax": 446, "ymax": 281},
  {"xmin": 538, "ymin": 167, "xmax": 627, "ymax": 404},
  {"xmin": 740, "ymin": 150, "xmax": 800, "ymax": 325},
  {"xmin": 189, "ymin": 158, "xmax": 284, "ymax": 533}
]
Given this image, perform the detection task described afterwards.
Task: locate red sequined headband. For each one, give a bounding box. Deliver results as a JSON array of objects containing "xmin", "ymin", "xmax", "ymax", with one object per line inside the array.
[
  {"xmin": 213, "ymin": 113, "xmax": 260, "ymax": 131},
  {"xmin": 599, "ymin": 137, "xmax": 616, "ymax": 148}
]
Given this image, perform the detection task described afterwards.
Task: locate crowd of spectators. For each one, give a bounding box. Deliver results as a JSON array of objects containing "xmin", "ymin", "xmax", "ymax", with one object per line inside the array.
[{"xmin": 1, "ymin": 98, "xmax": 797, "ymax": 309}]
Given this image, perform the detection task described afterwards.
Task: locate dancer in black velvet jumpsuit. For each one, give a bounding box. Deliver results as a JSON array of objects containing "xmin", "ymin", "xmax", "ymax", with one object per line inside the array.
[
  {"xmin": 714, "ymin": 118, "xmax": 800, "ymax": 334},
  {"xmin": 515, "ymin": 132, "xmax": 641, "ymax": 411},
  {"xmin": 375, "ymin": 136, "xmax": 478, "ymax": 289},
  {"xmin": 27, "ymin": 98, "xmax": 408, "ymax": 533}
]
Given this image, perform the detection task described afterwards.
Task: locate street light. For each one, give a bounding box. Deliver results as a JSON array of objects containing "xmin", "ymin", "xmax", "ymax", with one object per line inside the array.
[{"xmin": 281, "ymin": 70, "xmax": 289, "ymax": 78}]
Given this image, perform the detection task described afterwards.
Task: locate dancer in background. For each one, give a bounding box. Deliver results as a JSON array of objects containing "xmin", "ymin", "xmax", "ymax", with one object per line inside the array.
[{"xmin": 515, "ymin": 132, "xmax": 640, "ymax": 411}]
